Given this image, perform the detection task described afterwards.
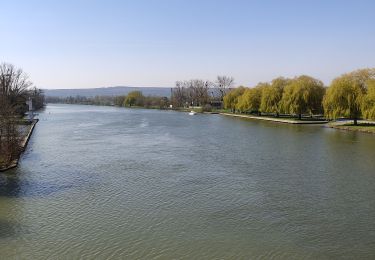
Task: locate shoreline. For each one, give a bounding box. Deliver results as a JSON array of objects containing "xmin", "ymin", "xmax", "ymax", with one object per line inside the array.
[
  {"xmin": 219, "ymin": 112, "xmax": 328, "ymax": 124},
  {"xmin": 327, "ymin": 122, "xmax": 375, "ymax": 134},
  {"xmin": 0, "ymin": 119, "xmax": 39, "ymax": 172},
  {"xmin": 47, "ymin": 104, "xmax": 375, "ymax": 134}
]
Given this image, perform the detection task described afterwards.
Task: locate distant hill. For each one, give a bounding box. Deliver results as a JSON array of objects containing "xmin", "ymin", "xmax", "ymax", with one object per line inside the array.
[{"xmin": 43, "ymin": 86, "xmax": 172, "ymax": 98}]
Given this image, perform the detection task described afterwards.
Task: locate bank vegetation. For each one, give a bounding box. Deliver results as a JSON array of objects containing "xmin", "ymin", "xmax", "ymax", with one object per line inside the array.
[
  {"xmin": 46, "ymin": 69, "xmax": 375, "ymax": 128},
  {"xmin": 0, "ymin": 63, "xmax": 44, "ymax": 170},
  {"xmin": 223, "ymin": 68, "xmax": 375, "ymax": 125}
]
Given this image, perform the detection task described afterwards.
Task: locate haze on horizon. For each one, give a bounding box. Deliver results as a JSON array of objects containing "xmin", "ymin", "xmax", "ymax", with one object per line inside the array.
[{"xmin": 1, "ymin": 0, "xmax": 375, "ymax": 89}]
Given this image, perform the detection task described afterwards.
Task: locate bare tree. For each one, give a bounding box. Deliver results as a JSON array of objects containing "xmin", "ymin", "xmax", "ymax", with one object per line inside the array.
[
  {"xmin": 0, "ymin": 63, "xmax": 32, "ymax": 114},
  {"xmin": 172, "ymin": 81, "xmax": 188, "ymax": 107},
  {"xmin": 216, "ymin": 76, "xmax": 234, "ymax": 101},
  {"xmin": 0, "ymin": 97, "xmax": 21, "ymax": 167},
  {"xmin": 190, "ymin": 79, "xmax": 210, "ymax": 106},
  {"xmin": 0, "ymin": 63, "xmax": 32, "ymax": 168}
]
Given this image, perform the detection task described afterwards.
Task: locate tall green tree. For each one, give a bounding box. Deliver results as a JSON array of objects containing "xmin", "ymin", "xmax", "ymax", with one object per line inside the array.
[
  {"xmin": 124, "ymin": 91, "xmax": 144, "ymax": 107},
  {"xmin": 0, "ymin": 62, "xmax": 32, "ymax": 115},
  {"xmin": 260, "ymin": 77, "xmax": 289, "ymax": 117},
  {"xmin": 237, "ymin": 84, "xmax": 266, "ymax": 114},
  {"xmin": 281, "ymin": 75, "xmax": 325, "ymax": 119},
  {"xmin": 362, "ymin": 79, "xmax": 375, "ymax": 120},
  {"xmin": 323, "ymin": 68, "xmax": 375, "ymax": 125},
  {"xmin": 223, "ymin": 86, "xmax": 246, "ymax": 112}
]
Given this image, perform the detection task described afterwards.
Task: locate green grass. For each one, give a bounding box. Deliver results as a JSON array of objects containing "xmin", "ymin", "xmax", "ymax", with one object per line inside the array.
[
  {"xmin": 332, "ymin": 123, "xmax": 375, "ymax": 134},
  {"xmin": 221, "ymin": 112, "xmax": 327, "ymax": 121}
]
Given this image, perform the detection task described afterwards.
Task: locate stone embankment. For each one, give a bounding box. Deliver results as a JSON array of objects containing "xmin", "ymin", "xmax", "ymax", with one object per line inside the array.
[
  {"xmin": 220, "ymin": 113, "xmax": 328, "ymax": 124},
  {"xmin": 0, "ymin": 119, "xmax": 38, "ymax": 172}
]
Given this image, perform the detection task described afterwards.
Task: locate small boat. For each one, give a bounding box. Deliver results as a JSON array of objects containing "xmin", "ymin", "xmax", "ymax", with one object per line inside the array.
[{"xmin": 188, "ymin": 111, "xmax": 197, "ymax": 115}]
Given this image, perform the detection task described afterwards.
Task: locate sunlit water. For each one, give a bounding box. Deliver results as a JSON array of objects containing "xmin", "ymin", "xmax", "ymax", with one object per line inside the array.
[{"xmin": 1, "ymin": 104, "xmax": 375, "ymax": 259}]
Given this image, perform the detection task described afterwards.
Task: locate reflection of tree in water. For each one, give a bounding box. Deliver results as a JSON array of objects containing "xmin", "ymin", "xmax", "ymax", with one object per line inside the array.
[
  {"xmin": 0, "ymin": 174, "xmax": 23, "ymax": 198},
  {"xmin": 0, "ymin": 174, "xmax": 75, "ymax": 198},
  {"xmin": 0, "ymin": 175, "xmax": 24, "ymax": 239},
  {"xmin": 0, "ymin": 220, "xmax": 18, "ymax": 238}
]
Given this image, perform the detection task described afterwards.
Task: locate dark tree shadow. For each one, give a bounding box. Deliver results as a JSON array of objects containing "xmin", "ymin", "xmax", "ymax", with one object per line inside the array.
[
  {"xmin": 0, "ymin": 174, "xmax": 74, "ymax": 198},
  {"xmin": 0, "ymin": 220, "xmax": 19, "ymax": 239}
]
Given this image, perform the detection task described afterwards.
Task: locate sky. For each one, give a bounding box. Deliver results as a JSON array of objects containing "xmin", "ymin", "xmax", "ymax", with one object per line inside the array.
[{"xmin": 1, "ymin": 0, "xmax": 375, "ymax": 89}]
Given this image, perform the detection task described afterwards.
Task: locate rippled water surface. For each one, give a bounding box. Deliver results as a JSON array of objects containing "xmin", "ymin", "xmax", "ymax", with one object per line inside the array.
[{"xmin": 1, "ymin": 104, "xmax": 375, "ymax": 259}]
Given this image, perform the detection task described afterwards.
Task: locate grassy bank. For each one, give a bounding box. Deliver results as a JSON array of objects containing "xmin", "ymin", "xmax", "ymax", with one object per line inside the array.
[
  {"xmin": 220, "ymin": 112, "xmax": 328, "ymax": 124},
  {"xmin": 328, "ymin": 122, "xmax": 375, "ymax": 134}
]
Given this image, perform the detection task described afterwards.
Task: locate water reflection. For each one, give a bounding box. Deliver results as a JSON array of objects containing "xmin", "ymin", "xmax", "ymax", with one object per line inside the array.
[
  {"xmin": 0, "ymin": 174, "xmax": 23, "ymax": 197},
  {"xmin": 0, "ymin": 220, "xmax": 18, "ymax": 239},
  {"xmin": 0, "ymin": 174, "xmax": 74, "ymax": 198}
]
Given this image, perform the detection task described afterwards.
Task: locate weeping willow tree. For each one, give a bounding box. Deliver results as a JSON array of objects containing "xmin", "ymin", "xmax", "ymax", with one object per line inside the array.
[
  {"xmin": 223, "ymin": 86, "xmax": 246, "ymax": 112},
  {"xmin": 361, "ymin": 79, "xmax": 375, "ymax": 120},
  {"xmin": 281, "ymin": 75, "xmax": 325, "ymax": 120},
  {"xmin": 124, "ymin": 91, "xmax": 144, "ymax": 107},
  {"xmin": 237, "ymin": 83, "xmax": 267, "ymax": 114},
  {"xmin": 260, "ymin": 77, "xmax": 289, "ymax": 117},
  {"xmin": 323, "ymin": 68, "xmax": 375, "ymax": 125}
]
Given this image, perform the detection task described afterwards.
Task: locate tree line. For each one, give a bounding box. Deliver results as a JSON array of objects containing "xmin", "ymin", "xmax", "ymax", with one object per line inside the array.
[
  {"xmin": 50, "ymin": 76, "xmax": 236, "ymax": 111},
  {"xmin": 46, "ymin": 95, "xmax": 115, "ymax": 106},
  {"xmin": 48, "ymin": 91, "xmax": 170, "ymax": 109},
  {"xmin": 113, "ymin": 91, "xmax": 169, "ymax": 109},
  {"xmin": 223, "ymin": 68, "xmax": 375, "ymax": 124},
  {"xmin": 47, "ymin": 69, "xmax": 375, "ymax": 125},
  {"xmin": 171, "ymin": 76, "xmax": 234, "ymax": 109},
  {"xmin": 0, "ymin": 63, "xmax": 45, "ymax": 168}
]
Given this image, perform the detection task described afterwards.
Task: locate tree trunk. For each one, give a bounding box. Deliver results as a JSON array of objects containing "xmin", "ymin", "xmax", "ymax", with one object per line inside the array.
[
  {"xmin": 298, "ymin": 113, "xmax": 302, "ymax": 120},
  {"xmin": 353, "ymin": 117, "xmax": 358, "ymax": 126}
]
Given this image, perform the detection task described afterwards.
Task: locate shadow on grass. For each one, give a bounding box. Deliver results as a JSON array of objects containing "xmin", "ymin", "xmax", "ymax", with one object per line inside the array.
[{"xmin": 343, "ymin": 123, "xmax": 375, "ymax": 127}]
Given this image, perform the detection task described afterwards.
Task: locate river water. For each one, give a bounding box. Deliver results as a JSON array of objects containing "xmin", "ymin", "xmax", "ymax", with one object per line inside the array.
[{"xmin": 1, "ymin": 104, "xmax": 375, "ymax": 259}]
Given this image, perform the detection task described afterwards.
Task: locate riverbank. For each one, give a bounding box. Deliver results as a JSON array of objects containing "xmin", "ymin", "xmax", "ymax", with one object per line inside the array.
[
  {"xmin": 328, "ymin": 121, "xmax": 375, "ymax": 134},
  {"xmin": 220, "ymin": 112, "xmax": 328, "ymax": 124},
  {"xmin": 0, "ymin": 119, "xmax": 38, "ymax": 172}
]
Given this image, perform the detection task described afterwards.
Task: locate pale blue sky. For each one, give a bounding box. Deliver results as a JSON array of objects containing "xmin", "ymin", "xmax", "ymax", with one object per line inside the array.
[{"xmin": 1, "ymin": 0, "xmax": 374, "ymax": 89}]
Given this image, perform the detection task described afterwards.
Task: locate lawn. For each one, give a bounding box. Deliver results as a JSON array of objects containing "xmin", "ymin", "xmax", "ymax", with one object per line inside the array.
[{"xmin": 330, "ymin": 123, "xmax": 375, "ymax": 134}]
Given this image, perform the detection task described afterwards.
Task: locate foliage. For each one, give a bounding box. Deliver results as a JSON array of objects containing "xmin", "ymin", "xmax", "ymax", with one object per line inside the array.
[
  {"xmin": 260, "ymin": 77, "xmax": 289, "ymax": 116},
  {"xmin": 124, "ymin": 91, "xmax": 144, "ymax": 107},
  {"xmin": 323, "ymin": 68, "xmax": 375, "ymax": 124},
  {"xmin": 143, "ymin": 96, "xmax": 169, "ymax": 109},
  {"xmin": 0, "ymin": 63, "xmax": 43, "ymax": 168},
  {"xmin": 237, "ymin": 84, "xmax": 265, "ymax": 113},
  {"xmin": 362, "ymin": 79, "xmax": 375, "ymax": 120},
  {"xmin": 281, "ymin": 75, "xmax": 325, "ymax": 118},
  {"xmin": 223, "ymin": 86, "xmax": 245, "ymax": 111}
]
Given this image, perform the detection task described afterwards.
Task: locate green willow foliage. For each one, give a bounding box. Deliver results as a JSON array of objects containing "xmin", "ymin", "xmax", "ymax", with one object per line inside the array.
[
  {"xmin": 281, "ymin": 75, "xmax": 325, "ymax": 118},
  {"xmin": 124, "ymin": 91, "xmax": 144, "ymax": 107},
  {"xmin": 224, "ymin": 69, "xmax": 375, "ymax": 123},
  {"xmin": 223, "ymin": 86, "xmax": 245, "ymax": 111},
  {"xmin": 237, "ymin": 83, "xmax": 267, "ymax": 113},
  {"xmin": 362, "ymin": 79, "xmax": 375, "ymax": 120},
  {"xmin": 323, "ymin": 68, "xmax": 375, "ymax": 124},
  {"xmin": 224, "ymin": 75, "xmax": 324, "ymax": 118},
  {"xmin": 260, "ymin": 77, "xmax": 289, "ymax": 116}
]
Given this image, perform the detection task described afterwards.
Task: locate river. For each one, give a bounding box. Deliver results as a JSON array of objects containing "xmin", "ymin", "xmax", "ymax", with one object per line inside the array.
[{"xmin": 1, "ymin": 104, "xmax": 375, "ymax": 259}]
